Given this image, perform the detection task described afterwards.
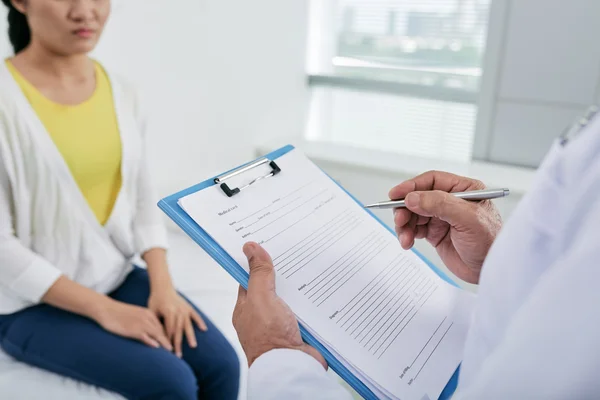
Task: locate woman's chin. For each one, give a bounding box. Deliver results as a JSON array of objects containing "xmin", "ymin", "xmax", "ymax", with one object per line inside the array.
[{"xmin": 63, "ymin": 40, "xmax": 99, "ymax": 56}]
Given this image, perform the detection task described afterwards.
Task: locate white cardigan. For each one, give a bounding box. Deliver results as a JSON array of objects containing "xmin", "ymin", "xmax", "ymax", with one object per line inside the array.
[{"xmin": 0, "ymin": 62, "xmax": 168, "ymax": 314}]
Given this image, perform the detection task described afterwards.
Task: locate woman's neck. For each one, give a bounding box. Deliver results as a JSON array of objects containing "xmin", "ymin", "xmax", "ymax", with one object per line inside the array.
[
  {"xmin": 9, "ymin": 40, "xmax": 97, "ymax": 105},
  {"xmin": 16, "ymin": 41, "xmax": 94, "ymax": 84}
]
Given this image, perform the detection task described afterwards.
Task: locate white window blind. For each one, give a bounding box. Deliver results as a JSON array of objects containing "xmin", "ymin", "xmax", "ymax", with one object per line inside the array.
[{"xmin": 307, "ymin": 0, "xmax": 492, "ymax": 163}]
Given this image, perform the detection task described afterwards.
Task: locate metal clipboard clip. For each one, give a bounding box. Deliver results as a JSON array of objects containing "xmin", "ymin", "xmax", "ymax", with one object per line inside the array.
[
  {"xmin": 559, "ymin": 105, "xmax": 599, "ymax": 146},
  {"xmin": 214, "ymin": 158, "xmax": 281, "ymax": 197}
]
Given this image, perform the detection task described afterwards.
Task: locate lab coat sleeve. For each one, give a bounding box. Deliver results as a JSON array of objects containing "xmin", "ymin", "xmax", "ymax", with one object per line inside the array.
[
  {"xmin": 455, "ymin": 199, "xmax": 600, "ymax": 399},
  {"xmin": 0, "ymin": 142, "xmax": 62, "ymax": 303},
  {"xmin": 130, "ymin": 89, "xmax": 169, "ymax": 254},
  {"xmin": 248, "ymin": 349, "xmax": 354, "ymax": 400}
]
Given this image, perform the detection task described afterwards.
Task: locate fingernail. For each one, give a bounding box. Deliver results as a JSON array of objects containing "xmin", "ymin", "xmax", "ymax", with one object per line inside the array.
[
  {"xmin": 243, "ymin": 242, "xmax": 257, "ymax": 258},
  {"xmin": 191, "ymin": 342, "xmax": 197, "ymax": 348},
  {"xmin": 177, "ymin": 352, "xmax": 182, "ymax": 358},
  {"xmin": 405, "ymin": 193, "xmax": 420, "ymax": 208}
]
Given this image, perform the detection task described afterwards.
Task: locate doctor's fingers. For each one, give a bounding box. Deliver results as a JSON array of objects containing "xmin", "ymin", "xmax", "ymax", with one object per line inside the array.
[
  {"xmin": 396, "ymin": 223, "xmax": 430, "ymax": 249},
  {"xmin": 243, "ymin": 242, "xmax": 276, "ymax": 295},
  {"xmin": 389, "ymin": 171, "xmax": 485, "ymax": 201},
  {"xmin": 395, "ymin": 213, "xmax": 417, "ymax": 249},
  {"xmin": 394, "ymin": 209, "xmax": 430, "ymax": 228},
  {"xmin": 405, "ymin": 190, "xmax": 479, "ymax": 227}
]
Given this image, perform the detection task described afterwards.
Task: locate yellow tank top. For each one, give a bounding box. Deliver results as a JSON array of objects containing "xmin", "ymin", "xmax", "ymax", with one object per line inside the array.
[{"xmin": 6, "ymin": 60, "xmax": 122, "ymax": 226}]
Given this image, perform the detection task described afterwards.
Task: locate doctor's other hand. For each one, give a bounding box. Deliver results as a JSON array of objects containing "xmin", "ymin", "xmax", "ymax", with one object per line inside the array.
[
  {"xmin": 233, "ymin": 242, "xmax": 326, "ymax": 369},
  {"xmin": 390, "ymin": 171, "xmax": 502, "ymax": 284}
]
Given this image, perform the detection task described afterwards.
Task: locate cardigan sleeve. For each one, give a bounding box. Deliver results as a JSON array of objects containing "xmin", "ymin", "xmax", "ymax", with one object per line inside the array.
[
  {"xmin": 0, "ymin": 142, "xmax": 62, "ymax": 303},
  {"xmin": 130, "ymin": 88, "xmax": 169, "ymax": 254}
]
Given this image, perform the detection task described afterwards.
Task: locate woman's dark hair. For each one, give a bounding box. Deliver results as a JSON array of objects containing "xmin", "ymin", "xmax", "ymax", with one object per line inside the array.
[{"xmin": 2, "ymin": 0, "xmax": 30, "ymax": 54}]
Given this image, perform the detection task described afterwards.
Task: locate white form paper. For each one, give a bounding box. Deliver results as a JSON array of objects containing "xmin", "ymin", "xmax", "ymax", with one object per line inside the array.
[{"xmin": 179, "ymin": 149, "xmax": 475, "ymax": 400}]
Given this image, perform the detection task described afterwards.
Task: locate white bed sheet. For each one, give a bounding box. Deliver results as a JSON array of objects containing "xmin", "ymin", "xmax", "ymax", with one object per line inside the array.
[{"xmin": 0, "ymin": 349, "xmax": 124, "ymax": 400}]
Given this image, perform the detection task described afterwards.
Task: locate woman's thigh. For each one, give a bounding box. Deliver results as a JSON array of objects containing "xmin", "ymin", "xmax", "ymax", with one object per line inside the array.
[{"xmin": 0, "ymin": 304, "xmax": 197, "ymax": 400}]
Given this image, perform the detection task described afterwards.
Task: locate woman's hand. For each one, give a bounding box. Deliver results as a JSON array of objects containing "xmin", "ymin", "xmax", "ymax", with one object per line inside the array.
[
  {"xmin": 148, "ymin": 287, "xmax": 208, "ymax": 358},
  {"xmin": 390, "ymin": 171, "xmax": 502, "ymax": 284},
  {"xmin": 96, "ymin": 300, "xmax": 173, "ymax": 350}
]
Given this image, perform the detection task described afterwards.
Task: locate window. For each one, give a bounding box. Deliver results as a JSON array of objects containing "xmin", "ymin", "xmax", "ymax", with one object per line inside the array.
[{"xmin": 307, "ymin": 0, "xmax": 493, "ymax": 163}]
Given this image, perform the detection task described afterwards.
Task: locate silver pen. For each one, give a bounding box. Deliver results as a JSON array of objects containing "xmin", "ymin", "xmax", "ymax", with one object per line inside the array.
[{"xmin": 364, "ymin": 188, "xmax": 510, "ymax": 210}]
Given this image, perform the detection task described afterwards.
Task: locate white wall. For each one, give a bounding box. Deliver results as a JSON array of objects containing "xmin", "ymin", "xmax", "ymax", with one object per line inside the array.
[
  {"xmin": 93, "ymin": 0, "xmax": 309, "ymax": 197},
  {"xmin": 0, "ymin": 8, "xmax": 10, "ymax": 58},
  {"xmin": 476, "ymin": 0, "xmax": 600, "ymax": 167}
]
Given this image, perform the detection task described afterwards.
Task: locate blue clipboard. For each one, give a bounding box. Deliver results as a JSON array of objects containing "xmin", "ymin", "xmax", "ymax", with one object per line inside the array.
[{"xmin": 158, "ymin": 144, "xmax": 460, "ymax": 400}]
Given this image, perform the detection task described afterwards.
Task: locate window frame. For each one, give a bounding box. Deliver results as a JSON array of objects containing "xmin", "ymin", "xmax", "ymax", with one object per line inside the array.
[{"xmin": 306, "ymin": 0, "xmax": 508, "ymax": 163}]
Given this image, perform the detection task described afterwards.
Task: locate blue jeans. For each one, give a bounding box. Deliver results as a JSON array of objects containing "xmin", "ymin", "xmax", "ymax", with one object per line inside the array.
[{"xmin": 0, "ymin": 267, "xmax": 240, "ymax": 400}]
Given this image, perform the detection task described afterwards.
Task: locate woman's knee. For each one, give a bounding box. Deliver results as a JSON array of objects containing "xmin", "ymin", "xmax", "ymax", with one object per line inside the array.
[
  {"xmin": 213, "ymin": 343, "xmax": 240, "ymax": 382},
  {"xmin": 198, "ymin": 340, "xmax": 241, "ymax": 398},
  {"xmin": 140, "ymin": 355, "xmax": 198, "ymax": 400}
]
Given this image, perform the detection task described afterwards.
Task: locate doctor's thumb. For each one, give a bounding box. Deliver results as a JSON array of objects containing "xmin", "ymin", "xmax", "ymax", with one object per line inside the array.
[
  {"xmin": 243, "ymin": 242, "xmax": 276, "ymax": 294},
  {"xmin": 405, "ymin": 191, "xmax": 475, "ymax": 226}
]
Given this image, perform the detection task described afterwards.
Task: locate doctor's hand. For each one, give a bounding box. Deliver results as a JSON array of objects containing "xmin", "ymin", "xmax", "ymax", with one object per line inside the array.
[
  {"xmin": 233, "ymin": 242, "xmax": 327, "ymax": 368},
  {"xmin": 390, "ymin": 171, "xmax": 502, "ymax": 284}
]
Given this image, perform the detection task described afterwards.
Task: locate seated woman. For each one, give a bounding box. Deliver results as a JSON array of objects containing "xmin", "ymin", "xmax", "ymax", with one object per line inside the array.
[{"xmin": 0, "ymin": 1, "xmax": 239, "ymax": 399}]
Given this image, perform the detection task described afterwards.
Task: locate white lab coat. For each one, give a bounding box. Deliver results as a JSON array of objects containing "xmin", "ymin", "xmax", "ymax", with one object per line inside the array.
[{"xmin": 247, "ymin": 112, "xmax": 600, "ymax": 400}]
